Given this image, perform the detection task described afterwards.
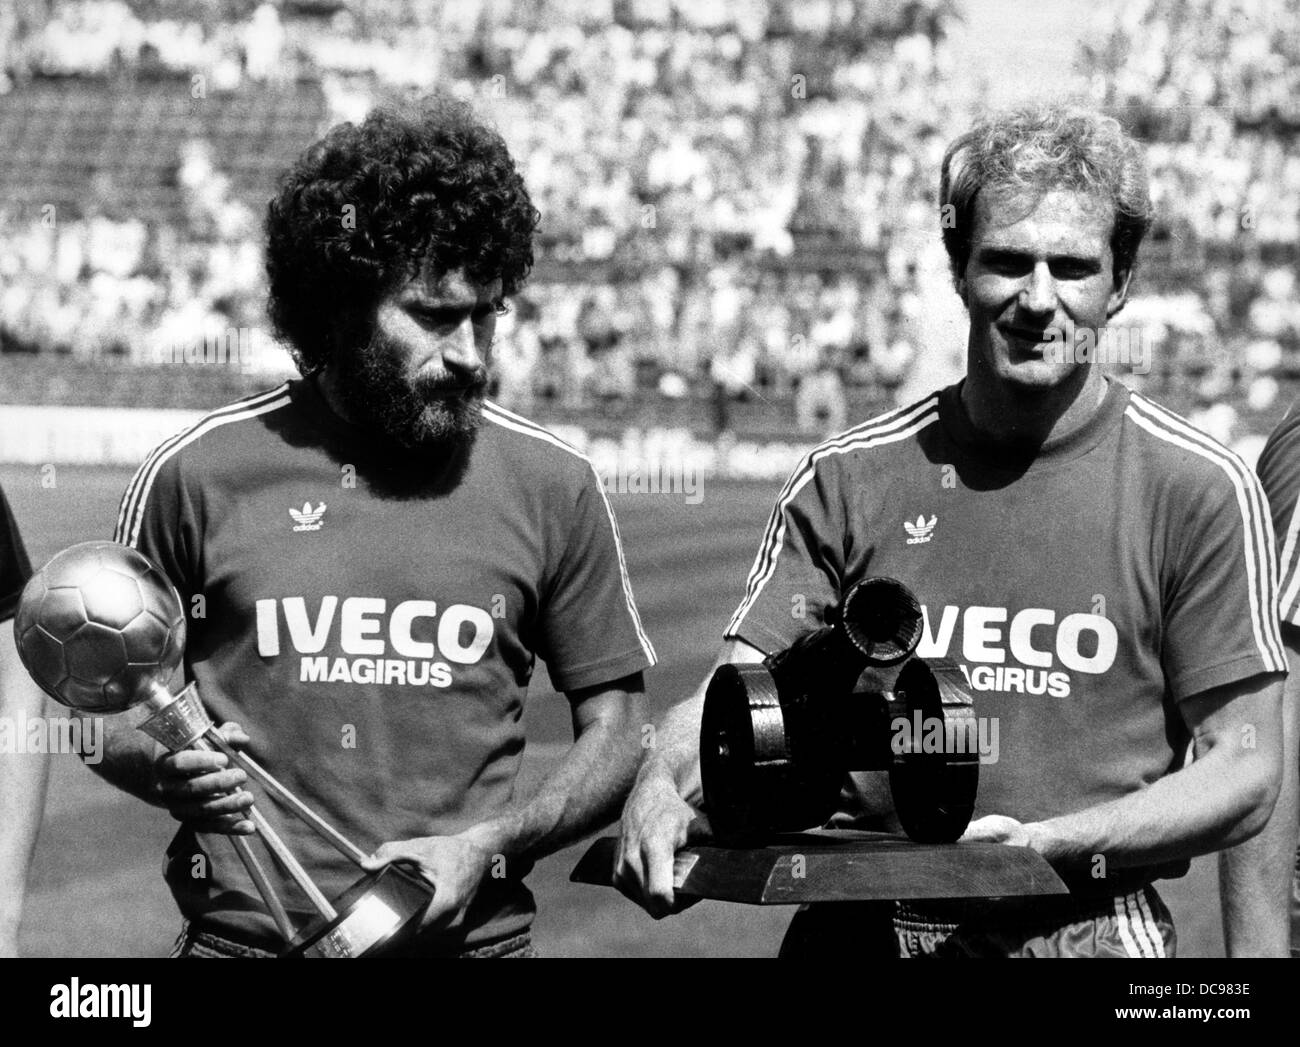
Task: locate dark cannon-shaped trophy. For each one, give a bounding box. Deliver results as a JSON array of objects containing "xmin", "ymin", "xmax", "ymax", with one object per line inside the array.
[
  {"xmin": 14, "ymin": 540, "xmax": 435, "ymax": 957},
  {"xmin": 573, "ymin": 577, "xmax": 1066, "ymax": 907},
  {"xmin": 701, "ymin": 576, "xmax": 977, "ymax": 844}
]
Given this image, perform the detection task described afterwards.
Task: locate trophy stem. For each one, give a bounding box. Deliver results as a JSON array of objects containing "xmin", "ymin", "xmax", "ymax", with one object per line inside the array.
[
  {"xmin": 136, "ymin": 682, "xmax": 339, "ymax": 923},
  {"xmin": 203, "ymin": 729, "xmax": 369, "ymax": 867},
  {"xmin": 230, "ymin": 836, "xmax": 297, "ymax": 941},
  {"xmin": 246, "ymin": 805, "xmax": 338, "ymax": 920},
  {"xmin": 182, "ymin": 727, "xmax": 333, "ymax": 928}
]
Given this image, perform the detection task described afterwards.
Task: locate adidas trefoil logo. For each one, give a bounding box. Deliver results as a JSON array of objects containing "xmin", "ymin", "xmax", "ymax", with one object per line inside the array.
[
  {"xmin": 290, "ymin": 501, "xmax": 327, "ymax": 532},
  {"xmin": 903, "ymin": 514, "xmax": 937, "ymax": 545}
]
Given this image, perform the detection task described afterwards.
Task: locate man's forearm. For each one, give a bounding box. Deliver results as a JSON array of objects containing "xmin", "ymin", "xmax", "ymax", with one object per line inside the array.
[
  {"xmin": 637, "ymin": 639, "xmax": 766, "ymax": 806},
  {"xmin": 1028, "ymin": 745, "xmax": 1276, "ymax": 873},
  {"xmin": 463, "ymin": 692, "xmax": 646, "ymax": 864},
  {"xmin": 639, "ymin": 693, "xmax": 706, "ymax": 805},
  {"xmin": 82, "ymin": 709, "xmax": 165, "ymax": 806},
  {"xmin": 1023, "ymin": 679, "xmax": 1282, "ymax": 876}
]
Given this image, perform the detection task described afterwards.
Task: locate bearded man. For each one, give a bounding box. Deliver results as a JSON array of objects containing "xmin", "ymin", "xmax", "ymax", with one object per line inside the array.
[{"xmin": 94, "ymin": 96, "xmax": 656, "ymax": 957}]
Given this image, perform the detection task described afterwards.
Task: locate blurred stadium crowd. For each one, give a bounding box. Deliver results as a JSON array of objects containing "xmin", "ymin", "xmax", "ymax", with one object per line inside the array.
[
  {"xmin": 1083, "ymin": 0, "xmax": 1300, "ymax": 438},
  {"xmin": 0, "ymin": 0, "xmax": 1297, "ymax": 436}
]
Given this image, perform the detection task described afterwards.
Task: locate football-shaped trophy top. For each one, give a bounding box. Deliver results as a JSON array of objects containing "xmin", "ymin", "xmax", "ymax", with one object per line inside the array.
[{"xmin": 14, "ymin": 540, "xmax": 186, "ymax": 713}]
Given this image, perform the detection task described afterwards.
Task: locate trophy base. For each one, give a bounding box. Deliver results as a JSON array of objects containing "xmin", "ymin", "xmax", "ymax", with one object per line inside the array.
[
  {"xmin": 571, "ymin": 830, "xmax": 1069, "ymax": 904},
  {"xmin": 281, "ymin": 863, "xmax": 435, "ymax": 958}
]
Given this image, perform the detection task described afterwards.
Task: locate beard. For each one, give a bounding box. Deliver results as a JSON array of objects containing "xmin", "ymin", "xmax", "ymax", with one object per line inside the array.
[{"xmin": 333, "ymin": 328, "xmax": 488, "ymax": 450}]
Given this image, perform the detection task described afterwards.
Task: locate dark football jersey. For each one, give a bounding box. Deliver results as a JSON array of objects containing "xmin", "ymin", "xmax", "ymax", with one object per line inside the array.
[
  {"xmin": 0, "ymin": 485, "xmax": 32, "ymax": 622},
  {"xmin": 727, "ymin": 378, "xmax": 1285, "ymax": 888},
  {"xmin": 114, "ymin": 379, "xmax": 656, "ymax": 949},
  {"xmin": 1257, "ymin": 402, "xmax": 1300, "ymax": 627}
]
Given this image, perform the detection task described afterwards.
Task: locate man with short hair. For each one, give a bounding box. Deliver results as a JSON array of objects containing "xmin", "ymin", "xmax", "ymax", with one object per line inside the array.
[
  {"xmin": 90, "ymin": 96, "xmax": 657, "ymax": 957},
  {"xmin": 616, "ymin": 105, "xmax": 1285, "ymax": 957},
  {"xmin": 0, "ymin": 483, "xmax": 50, "ymax": 957}
]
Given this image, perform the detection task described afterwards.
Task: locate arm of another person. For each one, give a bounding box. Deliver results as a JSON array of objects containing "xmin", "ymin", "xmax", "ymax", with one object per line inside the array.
[
  {"xmin": 1220, "ymin": 411, "xmax": 1300, "ymax": 956},
  {"xmin": 1218, "ymin": 625, "xmax": 1299, "ymax": 957},
  {"xmin": 964, "ymin": 672, "xmax": 1283, "ymax": 874},
  {"xmin": 364, "ymin": 672, "xmax": 647, "ymax": 931},
  {"xmin": 0, "ymin": 618, "xmax": 51, "ymax": 955}
]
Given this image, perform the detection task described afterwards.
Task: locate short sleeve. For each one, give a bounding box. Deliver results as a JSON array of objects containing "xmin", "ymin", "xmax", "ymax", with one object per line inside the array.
[
  {"xmin": 724, "ymin": 455, "xmax": 845, "ymax": 654},
  {"xmin": 1161, "ymin": 467, "xmax": 1287, "ymax": 700},
  {"xmin": 112, "ymin": 448, "xmax": 200, "ymax": 604},
  {"xmin": 0, "ymin": 484, "xmax": 33, "ymax": 621},
  {"xmin": 536, "ymin": 465, "xmax": 656, "ymax": 693},
  {"xmin": 1256, "ymin": 406, "xmax": 1300, "ymax": 626}
]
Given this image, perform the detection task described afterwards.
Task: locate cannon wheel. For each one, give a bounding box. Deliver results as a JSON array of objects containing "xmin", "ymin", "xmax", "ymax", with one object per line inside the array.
[
  {"xmin": 700, "ymin": 663, "xmax": 841, "ymax": 841},
  {"xmin": 888, "ymin": 658, "xmax": 979, "ymax": 843}
]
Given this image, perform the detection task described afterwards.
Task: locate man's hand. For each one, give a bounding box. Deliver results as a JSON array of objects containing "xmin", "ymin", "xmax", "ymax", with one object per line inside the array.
[
  {"xmin": 611, "ymin": 641, "xmax": 760, "ymax": 918},
  {"xmin": 151, "ymin": 722, "xmax": 254, "ymax": 835},
  {"xmin": 613, "ymin": 759, "xmax": 709, "ymax": 918},
  {"xmin": 960, "ymin": 814, "xmax": 1042, "ymax": 849},
  {"xmin": 356, "ymin": 673, "xmax": 649, "ymax": 937},
  {"xmin": 362, "ymin": 834, "xmax": 495, "ymax": 932}
]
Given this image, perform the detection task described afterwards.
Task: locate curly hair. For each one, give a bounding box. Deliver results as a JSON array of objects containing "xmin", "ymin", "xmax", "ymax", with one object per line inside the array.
[
  {"xmin": 265, "ymin": 95, "xmax": 540, "ymax": 374},
  {"xmin": 939, "ymin": 105, "xmax": 1154, "ymax": 290}
]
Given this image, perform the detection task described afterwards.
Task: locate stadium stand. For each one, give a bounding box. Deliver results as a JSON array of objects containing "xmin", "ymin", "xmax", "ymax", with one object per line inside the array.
[{"xmin": 0, "ymin": 0, "xmax": 1297, "ymax": 444}]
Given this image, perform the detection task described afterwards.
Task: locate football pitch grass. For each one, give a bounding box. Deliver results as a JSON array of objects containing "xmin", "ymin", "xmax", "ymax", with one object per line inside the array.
[{"xmin": 2, "ymin": 465, "xmax": 1223, "ymax": 957}]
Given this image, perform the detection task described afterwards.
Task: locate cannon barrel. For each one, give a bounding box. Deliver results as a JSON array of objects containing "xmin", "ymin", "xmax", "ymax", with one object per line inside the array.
[{"xmin": 764, "ymin": 576, "xmax": 924, "ymax": 699}]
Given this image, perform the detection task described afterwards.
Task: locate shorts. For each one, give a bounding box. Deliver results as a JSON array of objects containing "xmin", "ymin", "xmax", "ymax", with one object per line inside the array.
[
  {"xmin": 779, "ymin": 885, "xmax": 1175, "ymax": 958},
  {"xmin": 169, "ymin": 921, "xmax": 537, "ymax": 959}
]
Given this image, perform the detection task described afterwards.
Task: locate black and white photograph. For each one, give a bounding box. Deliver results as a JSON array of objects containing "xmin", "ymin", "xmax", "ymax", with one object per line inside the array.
[{"xmin": 0, "ymin": 0, "xmax": 1297, "ymax": 1022}]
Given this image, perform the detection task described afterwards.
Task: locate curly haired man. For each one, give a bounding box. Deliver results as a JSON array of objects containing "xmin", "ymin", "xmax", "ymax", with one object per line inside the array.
[{"xmin": 90, "ymin": 95, "xmax": 657, "ymax": 957}]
